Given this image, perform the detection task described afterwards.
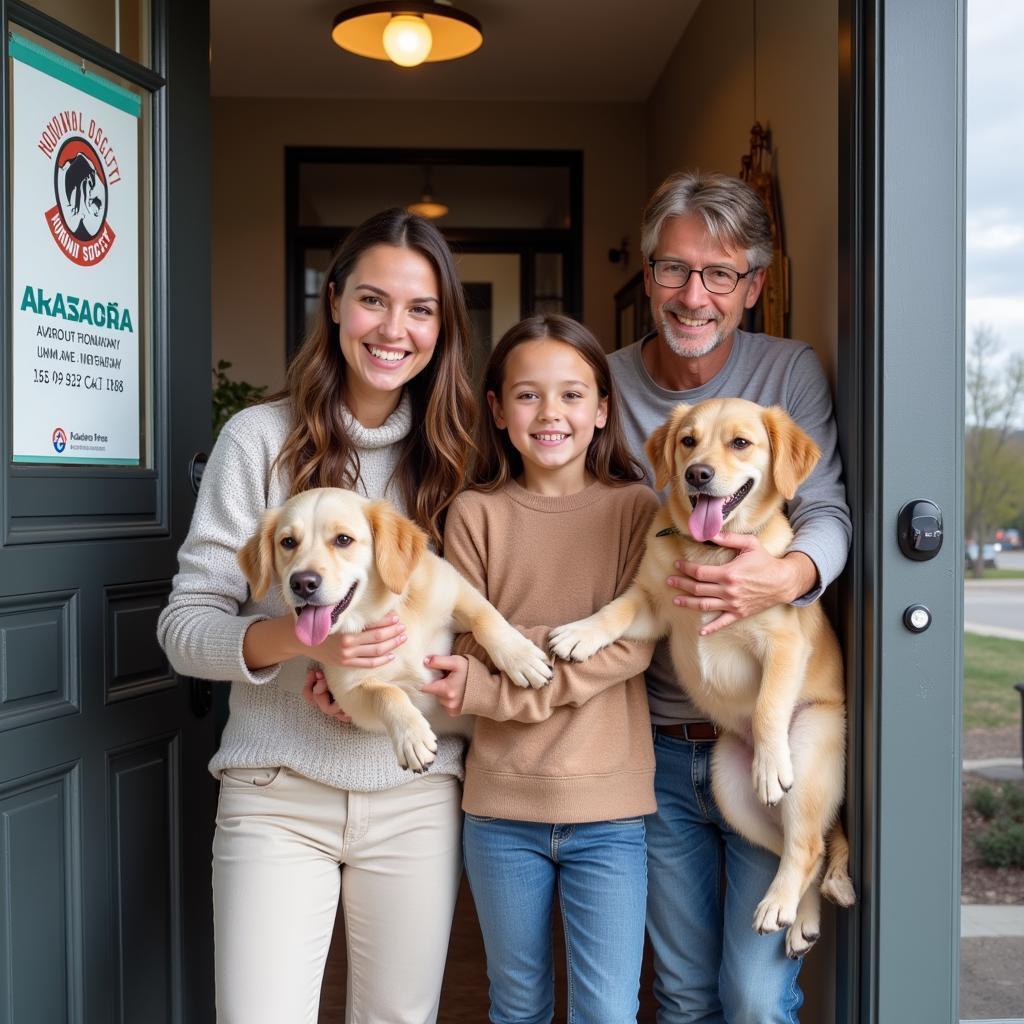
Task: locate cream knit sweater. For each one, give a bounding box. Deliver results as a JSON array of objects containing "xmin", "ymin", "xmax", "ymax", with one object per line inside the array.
[{"xmin": 156, "ymin": 396, "xmax": 465, "ymax": 790}]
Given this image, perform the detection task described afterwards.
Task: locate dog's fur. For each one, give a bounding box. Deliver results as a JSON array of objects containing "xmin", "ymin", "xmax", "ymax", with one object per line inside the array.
[
  {"xmin": 239, "ymin": 487, "xmax": 552, "ymax": 772},
  {"xmin": 549, "ymin": 398, "xmax": 855, "ymax": 957}
]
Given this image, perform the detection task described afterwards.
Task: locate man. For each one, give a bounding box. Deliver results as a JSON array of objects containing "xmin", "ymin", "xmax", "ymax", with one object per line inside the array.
[{"xmin": 609, "ymin": 171, "xmax": 851, "ymax": 1023}]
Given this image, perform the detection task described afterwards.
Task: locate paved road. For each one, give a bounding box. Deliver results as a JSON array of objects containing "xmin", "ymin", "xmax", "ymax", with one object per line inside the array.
[{"xmin": 964, "ymin": 549, "xmax": 1024, "ymax": 639}]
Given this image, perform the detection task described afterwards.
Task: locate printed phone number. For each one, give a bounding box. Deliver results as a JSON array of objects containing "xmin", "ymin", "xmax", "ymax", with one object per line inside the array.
[{"xmin": 33, "ymin": 369, "xmax": 124, "ymax": 392}]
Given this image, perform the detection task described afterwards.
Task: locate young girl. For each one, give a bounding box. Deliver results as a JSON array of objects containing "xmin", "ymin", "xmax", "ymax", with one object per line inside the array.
[
  {"xmin": 158, "ymin": 208, "xmax": 475, "ymax": 1024},
  {"xmin": 422, "ymin": 314, "xmax": 659, "ymax": 1023}
]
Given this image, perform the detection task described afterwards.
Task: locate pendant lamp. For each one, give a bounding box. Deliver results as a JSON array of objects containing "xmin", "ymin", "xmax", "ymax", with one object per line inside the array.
[{"xmin": 332, "ymin": 1, "xmax": 483, "ymax": 69}]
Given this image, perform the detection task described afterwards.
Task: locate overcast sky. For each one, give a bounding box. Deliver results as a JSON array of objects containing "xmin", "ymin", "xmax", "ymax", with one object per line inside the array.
[{"xmin": 966, "ymin": 1, "xmax": 1024, "ymax": 364}]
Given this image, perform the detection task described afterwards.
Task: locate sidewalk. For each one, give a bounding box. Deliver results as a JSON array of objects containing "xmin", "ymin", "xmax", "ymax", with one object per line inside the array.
[
  {"xmin": 965, "ymin": 621, "xmax": 1024, "ymax": 641},
  {"xmin": 961, "ymin": 904, "xmax": 1024, "ymax": 937}
]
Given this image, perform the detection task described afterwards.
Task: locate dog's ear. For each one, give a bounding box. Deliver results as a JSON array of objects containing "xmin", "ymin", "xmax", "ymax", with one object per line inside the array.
[
  {"xmin": 761, "ymin": 406, "xmax": 822, "ymax": 500},
  {"xmin": 366, "ymin": 500, "xmax": 428, "ymax": 594},
  {"xmin": 238, "ymin": 509, "xmax": 279, "ymax": 601},
  {"xmin": 645, "ymin": 405, "xmax": 690, "ymax": 491}
]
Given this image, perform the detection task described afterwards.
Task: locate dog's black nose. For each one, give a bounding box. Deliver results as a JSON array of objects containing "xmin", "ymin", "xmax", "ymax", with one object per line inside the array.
[
  {"xmin": 290, "ymin": 571, "xmax": 322, "ymax": 598},
  {"xmin": 685, "ymin": 463, "xmax": 715, "ymax": 487}
]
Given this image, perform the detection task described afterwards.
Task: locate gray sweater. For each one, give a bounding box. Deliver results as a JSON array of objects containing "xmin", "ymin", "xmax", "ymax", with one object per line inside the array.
[
  {"xmin": 156, "ymin": 396, "xmax": 465, "ymax": 790},
  {"xmin": 609, "ymin": 331, "xmax": 851, "ymax": 723}
]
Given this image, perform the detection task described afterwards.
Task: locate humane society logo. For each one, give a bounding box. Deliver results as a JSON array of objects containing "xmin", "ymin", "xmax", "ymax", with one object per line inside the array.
[
  {"xmin": 37, "ymin": 111, "xmax": 124, "ymax": 267},
  {"xmin": 50, "ymin": 425, "xmax": 109, "ymax": 455}
]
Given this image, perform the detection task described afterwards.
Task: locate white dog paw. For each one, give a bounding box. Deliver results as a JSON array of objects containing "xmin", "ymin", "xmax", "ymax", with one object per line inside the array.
[
  {"xmin": 548, "ymin": 620, "xmax": 609, "ymax": 663},
  {"xmin": 751, "ymin": 744, "xmax": 794, "ymax": 807},
  {"xmin": 753, "ymin": 889, "xmax": 799, "ymax": 935},
  {"xmin": 492, "ymin": 635, "xmax": 553, "ymax": 689},
  {"xmin": 392, "ymin": 718, "xmax": 438, "ymax": 773},
  {"xmin": 785, "ymin": 918, "xmax": 821, "ymax": 959}
]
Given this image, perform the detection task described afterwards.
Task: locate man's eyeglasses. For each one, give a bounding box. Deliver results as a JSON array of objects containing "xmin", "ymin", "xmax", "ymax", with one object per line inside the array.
[{"xmin": 647, "ymin": 259, "xmax": 756, "ymax": 295}]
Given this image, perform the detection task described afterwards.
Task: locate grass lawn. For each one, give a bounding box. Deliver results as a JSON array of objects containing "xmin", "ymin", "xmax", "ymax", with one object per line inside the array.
[
  {"xmin": 966, "ymin": 568, "xmax": 1024, "ymax": 581},
  {"xmin": 964, "ymin": 633, "xmax": 1024, "ymax": 730}
]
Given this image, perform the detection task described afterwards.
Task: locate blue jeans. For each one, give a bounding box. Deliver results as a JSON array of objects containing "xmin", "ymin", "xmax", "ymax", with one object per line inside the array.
[
  {"xmin": 463, "ymin": 814, "xmax": 648, "ymax": 1024},
  {"xmin": 645, "ymin": 732, "xmax": 803, "ymax": 1024}
]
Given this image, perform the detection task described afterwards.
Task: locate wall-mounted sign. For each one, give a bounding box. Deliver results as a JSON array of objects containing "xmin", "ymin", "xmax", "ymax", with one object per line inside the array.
[{"xmin": 9, "ymin": 35, "xmax": 141, "ymax": 465}]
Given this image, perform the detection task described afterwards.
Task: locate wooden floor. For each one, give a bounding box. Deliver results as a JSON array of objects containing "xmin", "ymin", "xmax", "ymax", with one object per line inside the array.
[{"xmin": 319, "ymin": 874, "xmax": 660, "ymax": 1022}]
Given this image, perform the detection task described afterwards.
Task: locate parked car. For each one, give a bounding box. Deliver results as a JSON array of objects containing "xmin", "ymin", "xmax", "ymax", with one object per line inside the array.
[
  {"xmin": 965, "ymin": 542, "xmax": 999, "ymax": 569},
  {"xmin": 995, "ymin": 527, "xmax": 1022, "ymax": 549}
]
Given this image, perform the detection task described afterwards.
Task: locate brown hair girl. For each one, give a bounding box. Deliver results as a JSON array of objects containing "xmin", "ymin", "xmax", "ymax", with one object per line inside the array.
[{"xmin": 470, "ymin": 313, "xmax": 643, "ymax": 491}]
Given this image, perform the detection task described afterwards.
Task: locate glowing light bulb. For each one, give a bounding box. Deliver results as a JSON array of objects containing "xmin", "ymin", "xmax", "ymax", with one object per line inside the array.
[{"xmin": 382, "ymin": 15, "xmax": 433, "ymax": 67}]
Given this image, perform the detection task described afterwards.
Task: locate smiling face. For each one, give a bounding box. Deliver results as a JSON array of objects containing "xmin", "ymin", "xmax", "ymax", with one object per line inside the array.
[
  {"xmin": 487, "ymin": 339, "xmax": 608, "ymax": 495},
  {"xmin": 644, "ymin": 398, "xmax": 821, "ymax": 542},
  {"xmin": 329, "ymin": 244, "xmax": 441, "ymax": 424},
  {"xmin": 645, "ymin": 213, "xmax": 765, "ymax": 367}
]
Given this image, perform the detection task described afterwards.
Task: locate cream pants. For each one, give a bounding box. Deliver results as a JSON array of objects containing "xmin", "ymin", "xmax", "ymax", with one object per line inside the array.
[{"xmin": 212, "ymin": 766, "xmax": 463, "ymax": 1024}]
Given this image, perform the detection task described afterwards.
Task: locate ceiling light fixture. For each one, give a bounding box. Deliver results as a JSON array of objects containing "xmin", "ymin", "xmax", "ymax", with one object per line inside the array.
[
  {"xmin": 331, "ymin": 1, "xmax": 483, "ymax": 70},
  {"xmin": 407, "ymin": 167, "xmax": 449, "ymax": 219}
]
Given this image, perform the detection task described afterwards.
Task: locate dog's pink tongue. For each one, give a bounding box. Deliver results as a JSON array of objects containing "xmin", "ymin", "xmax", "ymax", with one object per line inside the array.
[
  {"xmin": 689, "ymin": 495, "xmax": 725, "ymax": 542},
  {"xmin": 294, "ymin": 605, "xmax": 333, "ymax": 648}
]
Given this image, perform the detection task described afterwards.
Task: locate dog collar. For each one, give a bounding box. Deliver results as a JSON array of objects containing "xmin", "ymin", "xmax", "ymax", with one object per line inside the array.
[{"xmin": 655, "ymin": 525, "xmax": 718, "ymax": 548}]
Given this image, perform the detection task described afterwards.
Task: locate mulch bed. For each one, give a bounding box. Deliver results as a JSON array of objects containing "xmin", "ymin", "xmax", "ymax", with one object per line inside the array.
[{"xmin": 961, "ymin": 727, "xmax": 1024, "ymax": 905}]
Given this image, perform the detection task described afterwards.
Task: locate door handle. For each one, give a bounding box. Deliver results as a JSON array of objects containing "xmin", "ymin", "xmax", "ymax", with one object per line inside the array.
[{"xmin": 189, "ymin": 452, "xmax": 208, "ymax": 496}]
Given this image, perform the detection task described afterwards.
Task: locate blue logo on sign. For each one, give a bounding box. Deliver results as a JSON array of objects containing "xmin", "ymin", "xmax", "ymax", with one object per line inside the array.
[{"xmin": 52, "ymin": 427, "xmax": 67, "ymax": 453}]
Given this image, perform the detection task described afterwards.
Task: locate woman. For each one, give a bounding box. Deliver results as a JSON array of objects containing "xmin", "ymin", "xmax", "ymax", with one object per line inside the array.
[{"xmin": 157, "ymin": 208, "xmax": 475, "ymax": 1023}]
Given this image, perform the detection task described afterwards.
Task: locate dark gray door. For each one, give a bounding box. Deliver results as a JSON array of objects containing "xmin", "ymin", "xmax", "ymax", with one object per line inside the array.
[
  {"xmin": 0, "ymin": 2, "xmax": 214, "ymax": 1021},
  {"xmin": 839, "ymin": 0, "xmax": 965, "ymax": 1020}
]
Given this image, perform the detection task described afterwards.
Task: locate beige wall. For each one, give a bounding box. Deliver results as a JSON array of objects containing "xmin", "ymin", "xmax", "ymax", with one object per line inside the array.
[
  {"xmin": 211, "ymin": 98, "xmax": 648, "ymax": 390},
  {"xmin": 646, "ymin": 0, "xmax": 839, "ymax": 379}
]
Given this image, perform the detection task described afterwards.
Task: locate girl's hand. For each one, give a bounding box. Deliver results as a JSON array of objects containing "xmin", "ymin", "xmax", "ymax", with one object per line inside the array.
[
  {"xmin": 420, "ymin": 655, "xmax": 468, "ymax": 717},
  {"xmin": 316, "ymin": 616, "xmax": 407, "ymax": 668},
  {"xmin": 302, "ymin": 667, "xmax": 353, "ymax": 722}
]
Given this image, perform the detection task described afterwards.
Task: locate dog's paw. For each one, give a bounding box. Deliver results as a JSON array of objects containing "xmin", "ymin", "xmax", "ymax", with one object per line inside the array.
[
  {"xmin": 751, "ymin": 744, "xmax": 794, "ymax": 807},
  {"xmin": 753, "ymin": 888, "xmax": 799, "ymax": 935},
  {"xmin": 492, "ymin": 634, "xmax": 553, "ymax": 689},
  {"xmin": 785, "ymin": 888, "xmax": 821, "ymax": 958},
  {"xmin": 391, "ymin": 717, "xmax": 438, "ymax": 773},
  {"xmin": 548, "ymin": 620, "xmax": 610, "ymax": 663},
  {"xmin": 785, "ymin": 919, "xmax": 820, "ymax": 960},
  {"xmin": 820, "ymin": 871, "xmax": 856, "ymax": 908}
]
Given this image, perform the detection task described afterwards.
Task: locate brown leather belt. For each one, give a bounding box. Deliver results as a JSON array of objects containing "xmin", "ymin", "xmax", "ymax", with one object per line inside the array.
[{"xmin": 653, "ymin": 721, "xmax": 719, "ymax": 742}]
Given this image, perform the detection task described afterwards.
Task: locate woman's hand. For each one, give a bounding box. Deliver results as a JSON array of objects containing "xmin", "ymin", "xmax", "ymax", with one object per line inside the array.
[
  {"xmin": 302, "ymin": 667, "xmax": 352, "ymax": 722},
  {"xmin": 420, "ymin": 655, "xmax": 468, "ymax": 716},
  {"xmin": 317, "ymin": 615, "xmax": 407, "ymax": 668}
]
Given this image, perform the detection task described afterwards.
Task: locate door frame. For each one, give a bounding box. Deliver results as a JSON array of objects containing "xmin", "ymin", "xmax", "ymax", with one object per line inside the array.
[
  {"xmin": 283, "ymin": 145, "xmax": 583, "ymax": 360},
  {"xmin": 838, "ymin": 0, "xmax": 966, "ymax": 1020}
]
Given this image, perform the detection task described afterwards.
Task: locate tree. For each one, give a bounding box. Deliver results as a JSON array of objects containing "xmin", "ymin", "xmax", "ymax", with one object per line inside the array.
[{"xmin": 964, "ymin": 325, "xmax": 1024, "ymax": 577}]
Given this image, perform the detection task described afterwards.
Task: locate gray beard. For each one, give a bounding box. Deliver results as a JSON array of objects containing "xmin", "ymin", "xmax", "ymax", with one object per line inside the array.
[{"xmin": 659, "ymin": 312, "xmax": 728, "ymax": 360}]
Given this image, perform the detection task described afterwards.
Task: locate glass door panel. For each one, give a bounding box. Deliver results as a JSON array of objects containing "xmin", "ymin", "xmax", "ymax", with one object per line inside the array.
[{"xmin": 959, "ymin": 1, "xmax": 1024, "ymax": 1017}]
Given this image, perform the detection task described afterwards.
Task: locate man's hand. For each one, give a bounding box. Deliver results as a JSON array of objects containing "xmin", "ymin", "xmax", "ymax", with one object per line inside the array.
[
  {"xmin": 420, "ymin": 655, "xmax": 469, "ymax": 717},
  {"xmin": 667, "ymin": 533, "xmax": 818, "ymax": 636},
  {"xmin": 302, "ymin": 667, "xmax": 353, "ymax": 722}
]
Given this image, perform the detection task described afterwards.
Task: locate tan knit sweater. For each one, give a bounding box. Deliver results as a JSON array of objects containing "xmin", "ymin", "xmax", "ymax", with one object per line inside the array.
[{"xmin": 445, "ymin": 479, "xmax": 659, "ymax": 823}]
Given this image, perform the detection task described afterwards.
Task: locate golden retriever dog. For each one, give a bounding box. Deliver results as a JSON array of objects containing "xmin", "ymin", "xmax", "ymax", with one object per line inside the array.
[
  {"xmin": 549, "ymin": 398, "xmax": 855, "ymax": 958},
  {"xmin": 239, "ymin": 487, "xmax": 552, "ymax": 772}
]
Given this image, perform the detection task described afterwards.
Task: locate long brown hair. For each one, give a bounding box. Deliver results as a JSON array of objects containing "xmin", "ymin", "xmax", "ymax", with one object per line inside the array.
[
  {"xmin": 273, "ymin": 208, "xmax": 475, "ymax": 548},
  {"xmin": 469, "ymin": 314, "xmax": 644, "ymax": 491}
]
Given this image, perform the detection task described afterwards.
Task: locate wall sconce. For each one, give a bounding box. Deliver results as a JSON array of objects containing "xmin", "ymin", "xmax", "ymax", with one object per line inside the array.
[
  {"xmin": 332, "ymin": 1, "xmax": 483, "ymax": 69},
  {"xmin": 608, "ymin": 237, "xmax": 630, "ymax": 267}
]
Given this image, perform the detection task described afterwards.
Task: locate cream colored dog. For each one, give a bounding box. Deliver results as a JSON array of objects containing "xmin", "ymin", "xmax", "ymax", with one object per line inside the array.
[
  {"xmin": 239, "ymin": 487, "xmax": 552, "ymax": 772},
  {"xmin": 549, "ymin": 398, "xmax": 855, "ymax": 958}
]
